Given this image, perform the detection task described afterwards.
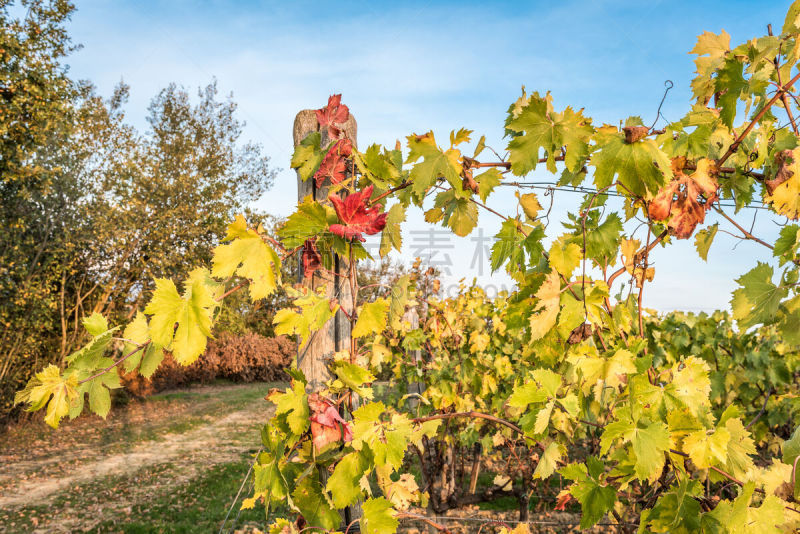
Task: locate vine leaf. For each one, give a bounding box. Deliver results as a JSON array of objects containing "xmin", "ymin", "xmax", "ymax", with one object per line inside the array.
[
  {"xmin": 529, "ymin": 271, "xmax": 560, "ymax": 341},
  {"xmin": 694, "ymin": 223, "xmax": 719, "ymax": 261},
  {"xmin": 534, "ymin": 440, "xmax": 566, "ymax": 479},
  {"xmin": 329, "ymin": 185, "xmax": 388, "ymax": 242},
  {"xmin": 774, "ymin": 224, "xmax": 800, "ymax": 266},
  {"xmin": 144, "ymin": 268, "xmax": 216, "ymax": 365},
  {"xmin": 212, "ymin": 214, "xmax": 281, "ymax": 300},
  {"xmin": 291, "ymin": 475, "xmax": 341, "ymax": 531},
  {"xmin": 273, "ymin": 287, "xmax": 338, "ymax": 348},
  {"xmin": 505, "ymin": 92, "xmax": 592, "ymax": 175},
  {"xmin": 379, "ymin": 203, "xmax": 405, "ymax": 257},
  {"xmin": 405, "ymin": 132, "xmax": 462, "ymax": 196},
  {"xmin": 765, "ymin": 148, "xmax": 800, "ymax": 220},
  {"xmin": 278, "ymin": 198, "xmax": 330, "ymax": 249},
  {"xmin": 327, "ymin": 451, "xmax": 371, "ymax": 508},
  {"xmin": 315, "ymin": 94, "xmax": 350, "ymax": 139},
  {"xmin": 269, "ymin": 379, "xmax": 309, "ymax": 437},
  {"xmin": 291, "ymin": 131, "xmax": 325, "ymax": 182},
  {"xmin": 600, "ymin": 416, "xmax": 669, "ymax": 482},
  {"xmin": 591, "ymin": 126, "xmax": 672, "ymax": 197},
  {"xmin": 14, "ymin": 365, "xmax": 79, "ymax": 429},
  {"xmin": 122, "ymin": 312, "xmax": 164, "ymax": 376},
  {"xmin": 353, "ymin": 298, "xmax": 389, "ymax": 338},
  {"xmin": 361, "ymin": 497, "xmax": 399, "ymax": 534},
  {"xmin": 730, "ymin": 262, "xmax": 788, "ymax": 329},
  {"xmin": 682, "ymin": 425, "xmax": 730, "ymax": 469}
]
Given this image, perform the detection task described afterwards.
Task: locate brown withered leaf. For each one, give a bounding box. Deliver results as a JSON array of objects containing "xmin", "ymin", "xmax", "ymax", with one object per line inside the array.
[
  {"xmin": 648, "ymin": 158, "xmax": 719, "ymax": 239},
  {"xmin": 623, "ymin": 125, "xmax": 650, "ymax": 144},
  {"xmin": 567, "ymin": 323, "xmax": 593, "ymax": 344}
]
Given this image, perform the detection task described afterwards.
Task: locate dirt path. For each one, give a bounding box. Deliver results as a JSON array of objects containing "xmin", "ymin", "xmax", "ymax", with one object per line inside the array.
[{"xmin": 0, "ymin": 382, "xmax": 278, "ymax": 533}]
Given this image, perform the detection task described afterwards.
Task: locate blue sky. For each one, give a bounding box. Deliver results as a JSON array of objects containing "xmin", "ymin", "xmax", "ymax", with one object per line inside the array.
[{"xmin": 65, "ymin": 0, "xmax": 795, "ymax": 312}]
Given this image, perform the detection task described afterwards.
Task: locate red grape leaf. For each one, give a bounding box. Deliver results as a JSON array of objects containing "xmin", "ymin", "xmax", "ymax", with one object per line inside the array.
[
  {"xmin": 302, "ymin": 238, "xmax": 322, "ymax": 279},
  {"xmin": 308, "ymin": 393, "xmax": 353, "ymax": 451},
  {"xmin": 315, "ymin": 94, "xmax": 350, "ymax": 139},
  {"xmin": 329, "ymin": 185, "xmax": 388, "ymax": 242},
  {"xmin": 314, "ymin": 139, "xmax": 353, "ymax": 188}
]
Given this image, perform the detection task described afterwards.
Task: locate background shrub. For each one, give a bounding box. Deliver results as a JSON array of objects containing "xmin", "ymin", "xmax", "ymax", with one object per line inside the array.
[{"xmin": 122, "ymin": 333, "xmax": 295, "ymax": 396}]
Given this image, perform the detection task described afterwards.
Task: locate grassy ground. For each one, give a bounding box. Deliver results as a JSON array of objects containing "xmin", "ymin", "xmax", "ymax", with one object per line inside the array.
[{"xmin": 0, "ymin": 381, "xmax": 279, "ymax": 533}]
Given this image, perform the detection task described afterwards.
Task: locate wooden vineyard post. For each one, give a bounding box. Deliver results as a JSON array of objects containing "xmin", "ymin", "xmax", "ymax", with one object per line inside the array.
[{"xmin": 292, "ymin": 108, "xmax": 362, "ymax": 528}]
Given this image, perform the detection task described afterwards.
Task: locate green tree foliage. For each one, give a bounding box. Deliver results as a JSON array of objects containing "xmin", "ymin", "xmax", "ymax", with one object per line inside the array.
[{"xmin": 0, "ymin": 1, "xmax": 276, "ymax": 420}]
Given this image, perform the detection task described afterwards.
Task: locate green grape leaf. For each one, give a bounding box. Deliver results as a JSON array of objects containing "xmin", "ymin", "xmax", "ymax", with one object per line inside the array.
[
  {"xmin": 476, "ymin": 168, "xmax": 502, "ymax": 202},
  {"xmin": 664, "ymin": 357, "xmax": 712, "ymax": 416},
  {"xmin": 291, "ymin": 475, "xmax": 341, "ymax": 531},
  {"xmin": 82, "ymin": 313, "xmax": 109, "ymax": 337},
  {"xmin": 506, "ymin": 92, "xmax": 592, "ymax": 174},
  {"xmin": 507, "ymin": 381, "xmax": 548, "ymax": 408},
  {"xmin": 406, "ymin": 132, "xmax": 462, "ymax": 196},
  {"xmin": 694, "ymin": 223, "xmax": 718, "ymax": 261},
  {"xmin": 782, "ymin": 424, "xmax": 800, "ymax": 465},
  {"xmin": 212, "ymin": 215, "xmax": 281, "ymax": 300},
  {"xmin": 534, "ymin": 440, "xmax": 565, "ymax": 479},
  {"xmin": 65, "ymin": 323, "xmax": 118, "ymax": 370},
  {"xmin": 774, "ymin": 224, "xmax": 800, "ymax": 266},
  {"xmin": 331, "ymin": 360, "xmax": 376, "ymax": 394},
  {"xmin": 361, "ymin": 497, "xmax": 398, "ymax": 534},
  {"xmin": 388, "ymin": 275, "xmax": 412, "ymax": 330},
  {"xmin": 278, "ymin": 198, "xmax": 330, "ymax": 249},
  {"xmin": 601, "ymin": 416, "xmax": 669, "ymax": 481},
  {"xmin": 269, "ymin": 380, "xmax": 310, "ymax": 437},
  {"xmin": 87, "ymin": 369, "xmax": 121, "ymax": 419},
  {"xmin": 490, "ymin": 218, "xmax": 526, "ymax": 273},
  {"xmin": 291, "ymin": 131, "xmax": 325, "ymax": 182},
  {"xmin": 714, "ymin": 58, "xmax": 748, "ymax": 128},
  {"xmin": 273, "ymin": 287, "xmax": 338, "ymax": 347},
  {"xmin": 353, "ymin": 298, "xmax": 389, "ymax": 338},
  {"xmin": 730, "ymin": 262, "xmax": 788, "ymax": 329},
  {"xmin": 570, "ymin": 477, "xmax": 616, "ymax": 529},
  {"xmin": 379, "ymin": 203, "xmax": 406, "ymax": 257},
  {"xmin": 147, "ymin": 268, "xmax": 216, "ymax": 365},
  {"xmin": 591, "ymin": 127, "xmax": 672, "ymax": 197},
  {"xmin": 327, "ymin": 450, "xmax": 372, "ymax": 508},
  {"xmin": 121, "ymin": 314, "xmax": 165, "ymax": 378},
  {"xmin": 706, "ymin": 483, "xmax": 785, "ymax": 534}
]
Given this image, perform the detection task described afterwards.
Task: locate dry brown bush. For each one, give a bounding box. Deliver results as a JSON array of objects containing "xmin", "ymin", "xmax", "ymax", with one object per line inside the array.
[{"xmin": 121, "ymin": 333, "xmax": 295, "ymax": 397}]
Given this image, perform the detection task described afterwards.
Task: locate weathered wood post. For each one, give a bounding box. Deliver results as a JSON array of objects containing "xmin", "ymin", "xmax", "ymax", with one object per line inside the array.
[
  {"xmin": 292, "ymin": 110, "xmax": 356, "ymax": 389},
  {"xmin": 292, "ymin": 108, "xmax": 361, "ymax": 528}
]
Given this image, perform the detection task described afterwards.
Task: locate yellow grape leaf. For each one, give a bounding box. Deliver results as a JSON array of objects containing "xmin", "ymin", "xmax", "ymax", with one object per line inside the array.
[
  {"xmin": 353, "ymin": 298, "xmax": 389, "ymax": 338},
  {"xmin": 517, "ymin": 192, "xmax": 542, "ymax": 220},
  {"xmin": 549, "ymin": 240, "xmax": 581, "ymax": 277},
  {"xmin": 15, "ymin": 365, "xmax": 79, "ymax": 428},
  {"xmin": 683, "ymin": 425, "xmax": 730, "ymax": 469},
  {"xmin": 384, "ymin": 473, "xmax": 420, "ymax": 511},
  {"xmin": 469, "ymin": 331, "xmax": 490, "ymax": 353},
  {"xmin": 665, "ymin": 356, "xmax": 711, "ymax": 415},
  {"xmin": 765, "ymin": 148, "xmax": 800, "ymax": 220},
  {"xmin": 529, "ymin": 271, "xmax": 560, "ymax": 340},
  {"xmin": 144, "ymin": 268, "xmax": 216, "ymax": 365},
  {"xmin": 212, "ymin": 214, "xmax": 281, "ymax": 300}
]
